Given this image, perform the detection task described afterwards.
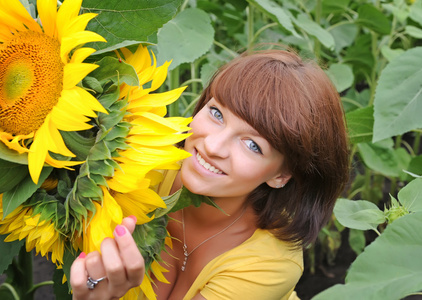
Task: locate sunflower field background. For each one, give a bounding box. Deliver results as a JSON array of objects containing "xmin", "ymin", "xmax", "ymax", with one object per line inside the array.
[{"xmin": 1, "ymin": 0, "xmax": 422, "ymax": 300}]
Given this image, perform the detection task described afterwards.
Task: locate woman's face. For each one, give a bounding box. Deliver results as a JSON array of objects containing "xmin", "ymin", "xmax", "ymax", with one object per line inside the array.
[{"xmin": 180, "ymin": 98, "xmax": 290, "ymax": 201}]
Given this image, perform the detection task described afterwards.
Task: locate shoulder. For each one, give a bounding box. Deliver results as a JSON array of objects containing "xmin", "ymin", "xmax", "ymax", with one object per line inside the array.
[
  {"xmin": 196, "ymin": 229, "xmax": 304, "ymax": 280},
  {"xmin": 220, "ymin": 229, "xmax": 304, "ymax": 270}
]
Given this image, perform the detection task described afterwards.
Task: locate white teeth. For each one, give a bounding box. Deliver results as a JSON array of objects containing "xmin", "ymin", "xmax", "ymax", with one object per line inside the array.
[{"xmin": 196, "ymin": 153, "xmax": 223, "ymax": 174}]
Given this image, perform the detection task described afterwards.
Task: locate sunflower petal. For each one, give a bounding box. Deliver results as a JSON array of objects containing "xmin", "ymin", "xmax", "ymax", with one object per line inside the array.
[{"xmin": 37, "ymin": 0, "xmax": 57, "ymax": 37}]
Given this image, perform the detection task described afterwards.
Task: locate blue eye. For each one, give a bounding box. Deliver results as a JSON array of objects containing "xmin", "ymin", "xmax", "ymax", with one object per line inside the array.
[
  {"xmin": 210, "ymin": 107, "xmax": 223, "ymax": 121},
  {"xmin": 245, "ymin": 140, "xmax": 262, "ymax": 154}
]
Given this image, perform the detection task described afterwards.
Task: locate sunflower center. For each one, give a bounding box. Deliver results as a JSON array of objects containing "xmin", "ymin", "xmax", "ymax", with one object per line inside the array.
[{"xmin": 0, "ymin": 31, "xmax": 64, "ymax": 135}]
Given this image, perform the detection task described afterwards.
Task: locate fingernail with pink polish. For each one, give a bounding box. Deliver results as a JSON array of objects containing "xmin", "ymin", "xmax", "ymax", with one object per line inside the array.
[
  {"xmin": 79, "ymin": 252, "xmax": 86, "ymax": 259},
  {"xmin": 115, "ymin": 225, "xmax": 126, "ymax": 237},
  {"xmin": 128, "ymin": 215, "xmax": 137, "ymax": 223}
]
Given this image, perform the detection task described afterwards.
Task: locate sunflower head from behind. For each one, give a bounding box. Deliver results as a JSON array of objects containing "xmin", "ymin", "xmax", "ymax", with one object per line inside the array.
[{"xmin": 0, "ymin": 1, "xmax": 191, "ymax": 300}]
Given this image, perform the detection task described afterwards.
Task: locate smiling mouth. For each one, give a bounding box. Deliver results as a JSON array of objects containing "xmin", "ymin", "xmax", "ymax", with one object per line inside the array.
[{"xmin": 196, "ymin": 152, "xmax": 223, "ymax": 174}]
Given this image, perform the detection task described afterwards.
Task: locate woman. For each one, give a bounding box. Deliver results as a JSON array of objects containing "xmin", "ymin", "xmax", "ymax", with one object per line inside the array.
[{"xmin": 70, "ymin": 49, "xmax": 349, "ymax": 300}]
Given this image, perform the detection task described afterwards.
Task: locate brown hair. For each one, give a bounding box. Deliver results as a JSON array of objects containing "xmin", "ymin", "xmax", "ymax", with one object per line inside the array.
[{"xmin": 193, "ymin": 49, "xmax": 349, "ymax": 247}]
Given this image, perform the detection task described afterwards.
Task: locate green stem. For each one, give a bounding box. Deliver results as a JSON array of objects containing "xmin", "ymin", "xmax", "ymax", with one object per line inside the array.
[
  {"xmin": 0, "ymin": 283, "xmax": 20, "ymax": 300},
  {"xmin": 413, "ymin": 131, "xmax": 421, "ymax": 155},
  {"xmin": 368, "ymin": 31, "xmax": 379, "ymax": 106},
  {"xmin": 251, "ymin": 22, "xmax": 278, "ymax": 45},
  {"xmin": 363, "ymin": 166, "xmax": 372, "ymax": 202},
  {"xmin": 314, "ymin": 0, "xmax": 322, "ymax": 59},
  {"xmin": 27, "ymin": 281, "xmax": 54, "ymax": 296},
  {"xmin": 18, "ymin": 248, "xmax": 33, "ymax": 300},
  {"xmin": 247, "ymin": 5, "xmax": 254, "ymax": 49},
  {"xmin": 180, "ymin": 0, "xmax": 189, "ymax": 11},
  {"xmin": 168, "ymin": 68, "xmax": 180, "ymax": 117},
  {"xmin": 213, "ymin": 41, "xmax": 238, "ymax": 58},
  {"xmin": 190, "ymin": 62, "xmax": 198, "ymax": 97}
]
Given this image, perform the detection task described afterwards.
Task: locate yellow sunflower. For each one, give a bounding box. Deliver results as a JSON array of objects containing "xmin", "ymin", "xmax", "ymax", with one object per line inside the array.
[
  {"xmin": 0, "ymin": 0, "xmax": 107, "ymax": 184},
  {"xmin": 79, "ymin": 45, "xmax": 191, "ymax": 300},
  {"xmin": 0, "ymin": 195, "xmax": 65, "ymax": 264}
]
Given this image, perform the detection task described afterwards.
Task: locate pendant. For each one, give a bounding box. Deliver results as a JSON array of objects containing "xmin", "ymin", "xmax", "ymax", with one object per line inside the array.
[{"xmin": 181, "ymin": 244, "xmax": 188, "ymax": 271}]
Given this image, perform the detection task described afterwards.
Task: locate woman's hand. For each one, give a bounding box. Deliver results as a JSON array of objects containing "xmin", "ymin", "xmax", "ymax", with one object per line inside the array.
[{"xmin": 70, "ymin": 216, "xmax": 145, "ymax": 300}]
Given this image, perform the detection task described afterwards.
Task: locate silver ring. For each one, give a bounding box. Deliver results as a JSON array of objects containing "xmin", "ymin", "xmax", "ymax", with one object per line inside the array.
[{"xmin": 87, "ymin": 276, "xmax": 107, "ymax": 290}]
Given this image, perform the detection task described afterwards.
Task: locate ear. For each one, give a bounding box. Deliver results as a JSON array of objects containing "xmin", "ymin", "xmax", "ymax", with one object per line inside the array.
[{"xmin": 266, "ymin": 173, "xmax": 291, "ymax": 189}]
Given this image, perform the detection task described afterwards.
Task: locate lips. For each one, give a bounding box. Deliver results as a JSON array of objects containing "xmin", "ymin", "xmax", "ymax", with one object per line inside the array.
[{"xmin": 196, "ymin": 152, "xmax": 223, "ymax": 174}]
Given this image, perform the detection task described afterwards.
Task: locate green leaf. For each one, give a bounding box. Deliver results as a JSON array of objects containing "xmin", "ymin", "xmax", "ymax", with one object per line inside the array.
[
  {"xmin": 334, "ymin": 198, "xmax": 385, "ymax": 231},
  {"xmin": 2, "ymin": 168, "xmax": 52, "ymax": 218},
  {"xmin": 0, "ymin": 235, "xmax": 24, "ymax": 274},
  {"xmin": 345, "ymin": 106, "xmax": 374, "ymax": 144},
  {"xmin": 247, "ymin": 0, "xmax": 299, "ymax": 37},
  {"xmin": 357, "ymin": 141, "xmax": 402, "ymax": 177},
  {"xmin": 329, "ymin": 23, "xmax": 358, "ymax": 54},
  {"xmin": 398, "ymin": 177, "xmax": 422, "ymax": 213},
  {"xmin": 406, "ymin": 155, "xmax": 422, "ymax": 178},
  {"xmin": 322, "ymin": 0, "xmax": 350, "ymax": 14},
  {"xmin": 405, "ymin": 25, "xmax": 422, "ymax": 39},
  {"xmin": 343, "ymin": 34, "xmax": 374, "ymax": 77},
  {"xmin": 53, "ymin": 268, "xmax": 72, "ymax": 300},
  {"xmin": 313, "ymin": 212, "xmax": 422, "ymax": 300},
  {"xmin": 293, "ymin": 14, "xmax": 335, "ymax": 50},
  {"xmin": 88, "ymin": 56, "xmax": 139, "ymax": 86},
  {"xmin": 82, "ymin": 0, "xmax": 182, "ymax": 52},
  {"xmin": 356, "ymin": 4, "xmax": 391, "ymax": 35},
  {"xmin": 157, "ymin": 8, "xmax": 214, "ymax": 70},
  {"xmin": 342, "ymin": 88, "xmax": 370, "ymax": 113},
  {"xmin": 0, "ymin": 160, "xmax": 28, "ymax": 193},
  {"xmin": 409, "ymin": 5, "xmax": 422, "ymax": 27},
  {"xmin": 380, "ymin": 45, "xmax": 404, "ymax": 62},
  {"xmin": 348, "ymin": 228, "xmax": 366, "ymax": 255},
  {"xmin": 373, "ymin": 47, "xmax": 422, "ymax": 142},
  {"xmin": 0, "ymin": 142, "xmax": 28, "ymax": 165},
  {"xmin": 324, "ymin": 63, "xmax": 354, "ymax": 92}
]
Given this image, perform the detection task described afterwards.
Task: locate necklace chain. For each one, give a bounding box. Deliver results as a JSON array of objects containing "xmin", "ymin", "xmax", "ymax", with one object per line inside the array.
[{"xmin": 181, "ymin": 207, "xmax": 246, "ymax": 271}]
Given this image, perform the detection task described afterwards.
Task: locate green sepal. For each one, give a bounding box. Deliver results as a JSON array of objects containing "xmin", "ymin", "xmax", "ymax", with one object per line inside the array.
[
  {"xmin": 76, "ymin": 177, "xmax": 103, "ymax": 198},
  {"xmin": 60, "ymin": 131, "xmax": 96, "ymax": 161},
  {"xmin": 88, "ymin": 56, "xmax": 139, "ymax": 87},
  {"xmin": 105, "ymin": 123, "xmax": 131, "ymax": 141},
  {"xmin": 133, "ymin": 216, "xmax": 168, "ymax": 270},
  {"xmin": 0, "ymin": 141, "xmax": 28, "ymax": 165},
  {"xmin": 2, "ymin": 167, "xmax": 53, "ymax": 219},
  {"xmin": 88, "ymin": 159, "xmax": 115, "ymax": 177},
  {"xmin": 0, "ymin": 159, "xmax": 29, "ymax": 193},
  {"xmin": 97, "ymin": 110, "xmax": 127, "ymax": 136},
  {"xmin": 88, "ymin": 140, "xmax": 112, "ymax": 161},
  {"xmin": 97, "ymin": 84, "xmax": 120, "ymax": 109},
  {"xmin": 89, "ymin": 173, "xmax": 108, "ymax": 187},
  {"xmin": 82, "ymin": 76, "xmax": 103, "ymax": 94},
  {"xmin": 105, "ymin": 138, "xmax": 130, "ymax": 154},
  {"xmin": 154, "ymin": 188, "xmax": 183, "ymax": 218},
  {"xmin": 168, "ymin": 186, "xmax": 227, "ymax": 215}
]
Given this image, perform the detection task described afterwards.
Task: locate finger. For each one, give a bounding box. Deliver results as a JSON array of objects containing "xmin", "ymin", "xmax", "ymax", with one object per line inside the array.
[
  {"xmin": 100, "ymin": 237, "xmax": 127, "ymax": 288},
  {"xmin": 70, "ymin": 252, "xmax": 89, "ymax": 299},
  {"xmin": 85, "ymin": 250, "xmax": 108, "ymax": 290},
  {"xmin": 114, "ymin": 225, "xmax": 145, "ymax": 286},
  {"xmin": 121, "ymin": 215, "xmax": 137, "ymax": 234}
]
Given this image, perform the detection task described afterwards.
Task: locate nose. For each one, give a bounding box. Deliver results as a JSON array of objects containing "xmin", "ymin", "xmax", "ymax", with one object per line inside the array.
[{"xmin": 203, "ymin": 128, "xmax": 230, "ymax": 158}]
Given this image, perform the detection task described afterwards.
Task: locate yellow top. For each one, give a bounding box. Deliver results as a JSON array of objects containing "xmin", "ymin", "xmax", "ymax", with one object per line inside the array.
[
  {"xmin": 148, "ymin": 169, "xmax": 303, "ymax": 300},
  {"xmin": 184, "ymin": 228, "xmax": 303, "ymax": 300}
]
